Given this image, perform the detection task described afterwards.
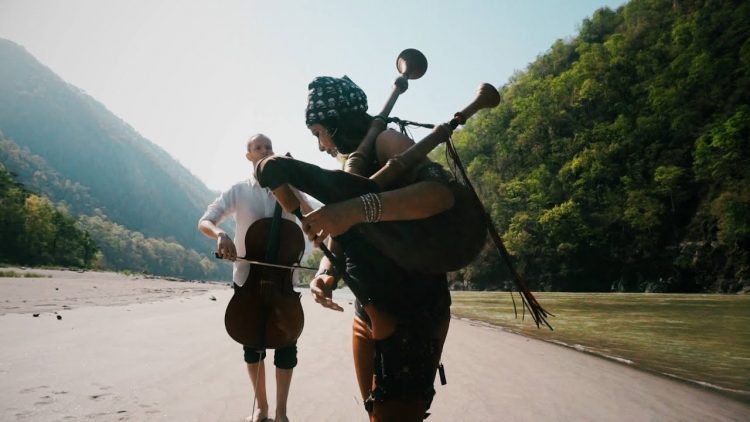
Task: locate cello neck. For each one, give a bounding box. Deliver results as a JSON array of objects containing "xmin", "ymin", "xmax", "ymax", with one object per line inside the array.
[{"xmin": 265, "ymin": 202, "xmax": 284, "ymax": 262}]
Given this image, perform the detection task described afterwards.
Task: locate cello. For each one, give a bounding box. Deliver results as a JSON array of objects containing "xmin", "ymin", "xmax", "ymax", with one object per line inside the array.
[{"xmin": 223, "ymin": 201, "xmax": 306, "ymax": 349}]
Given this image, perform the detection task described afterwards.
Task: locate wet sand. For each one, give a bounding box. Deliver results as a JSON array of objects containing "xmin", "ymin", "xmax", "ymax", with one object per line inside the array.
[{"xmin": 0, "ymin": 267, "xmax": 748, "ymax": 421}]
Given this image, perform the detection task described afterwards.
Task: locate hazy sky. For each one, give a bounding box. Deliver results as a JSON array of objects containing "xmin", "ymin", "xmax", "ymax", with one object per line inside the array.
[{"xmin": 0, "ymin": 0, "xmax": 626, "ymax": 191}]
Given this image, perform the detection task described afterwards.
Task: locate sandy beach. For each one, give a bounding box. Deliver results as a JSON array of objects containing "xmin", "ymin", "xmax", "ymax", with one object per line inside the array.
[{"xmin": 1, "ymin": 268, "xmax": 748, "ymax": 421}]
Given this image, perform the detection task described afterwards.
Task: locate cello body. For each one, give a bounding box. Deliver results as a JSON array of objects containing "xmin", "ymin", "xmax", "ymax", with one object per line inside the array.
[{"xmin": 224, "ymin": 216, "xmax": 305, "ymax": 349}]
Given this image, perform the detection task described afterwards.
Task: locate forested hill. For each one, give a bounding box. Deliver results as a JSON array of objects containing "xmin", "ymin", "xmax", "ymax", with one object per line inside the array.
[
  {"xmin": 0, "ymin": 38, "xmax": 216, "ymax": 255},
  {"xmin": 449, "ymin": 0, "xmax": 749, "ymax": 293}
]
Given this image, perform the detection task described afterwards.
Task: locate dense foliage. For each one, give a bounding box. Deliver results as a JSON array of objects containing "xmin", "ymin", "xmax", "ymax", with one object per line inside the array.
[
  {"xmin": 77, "ymin": 213, "xmax": 227, "ymax": 280},
  {"xmin": 298, "ymin": 249, "xmax": 324, "ymax": 286},
  {"xmin": 0, "ymin": 38, "xmax": 216, "ymax": 255},
  {"xmin": 448, "ymin": 0, "xmax": 749, "ymax": 292},
  {"xmin": 0, "ymin": 160, "xmax": 227, "ymax": 279},
  {"xmin": 0, "ymin": 39, "xmax": 229, "ymax": 280},
  {"xmin": 0, "ymin": 135, "xmax": 100, "ymax": 214},
  {"xmin": 0, "ymin": 164, "xmax": 98, "ymax": 268}
]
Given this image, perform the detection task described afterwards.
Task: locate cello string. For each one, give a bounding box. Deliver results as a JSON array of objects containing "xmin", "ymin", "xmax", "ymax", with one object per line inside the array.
[
  {"xmin": 243, "ymin": 259, "xmax": 317, "ymax": 271},
  {"xmin": 227, "ymin": 255, "xmax": 318, "ymax": 271}
]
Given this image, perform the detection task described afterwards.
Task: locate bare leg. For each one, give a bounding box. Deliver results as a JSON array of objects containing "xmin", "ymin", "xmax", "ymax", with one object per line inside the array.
[
  {"xmin": 352, "ymin": 316, "xmax": 375, "ymax": 401},
  {"xmin": 363, "ymin": 304, "xmax": 396, "ymax": 340},
  {"xmin": 274, "ymin": 367, "xmax": 293, "ymax": 421},
  {"xmin": 246, "ymin": 361, "xmax": 269, "ymax": 421}
]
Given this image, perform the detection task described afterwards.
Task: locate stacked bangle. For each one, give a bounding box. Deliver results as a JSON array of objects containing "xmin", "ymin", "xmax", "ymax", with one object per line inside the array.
[{"xmin": 360, "ymin": 193, "xmax": 382, "ymax": 223}]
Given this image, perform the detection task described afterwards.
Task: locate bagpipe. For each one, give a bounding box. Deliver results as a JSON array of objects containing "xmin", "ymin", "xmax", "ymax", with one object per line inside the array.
[
  {"xmin": 347, "ymin": 50, "xmax": 499, "ymax": 276},
  {"xmin": 277, "ymin": 49, "xmax": 552, "ymax": 329}
]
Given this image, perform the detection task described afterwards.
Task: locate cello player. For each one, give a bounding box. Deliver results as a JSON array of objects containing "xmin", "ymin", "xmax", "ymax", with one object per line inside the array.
[{"xmin": 198, "ymin": 133, "xmax": 312, "ymax": 422}]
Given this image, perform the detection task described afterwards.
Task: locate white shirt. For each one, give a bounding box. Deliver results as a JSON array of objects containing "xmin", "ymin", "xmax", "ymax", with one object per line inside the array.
[{"xmin": 199, "ymin": 172, "xmax": 296, "ymax": 286}]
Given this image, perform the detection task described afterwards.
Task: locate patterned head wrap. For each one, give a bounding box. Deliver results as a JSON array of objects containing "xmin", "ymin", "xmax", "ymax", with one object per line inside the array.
[{"xmin": 305, "ymin": 76, "xmax": 368, "ymax": 126}]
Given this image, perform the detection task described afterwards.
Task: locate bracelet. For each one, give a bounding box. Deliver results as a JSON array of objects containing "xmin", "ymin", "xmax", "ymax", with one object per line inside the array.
[{"xmin": 360, "ymin": 193, "xmax": 382, "ymax": 223}]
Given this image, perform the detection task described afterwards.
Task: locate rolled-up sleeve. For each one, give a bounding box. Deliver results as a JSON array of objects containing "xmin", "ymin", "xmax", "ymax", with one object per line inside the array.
[{"xmin": 199, "ymin": 189, "xmax": 235, "ymax": 224}]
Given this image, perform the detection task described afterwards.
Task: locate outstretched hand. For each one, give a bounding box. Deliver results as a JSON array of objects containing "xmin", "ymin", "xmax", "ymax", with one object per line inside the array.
[{"xmin": 310, "ymin": 275, "xmax": 343, "ymax": 312}]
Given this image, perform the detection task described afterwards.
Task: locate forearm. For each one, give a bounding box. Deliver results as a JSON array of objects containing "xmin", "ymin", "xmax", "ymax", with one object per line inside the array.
[
  {"xmin": 378, "ymin": 181, "xmax": 454, "ymax": 221},
  {"xmin": 198, "ymin": 219, "xmax": 227, "ymax": 239},
  {"xmin": 292, "ymin": 187, "xmax": 314, "ymax": 215},
  {"xmin": 338, "ymin": 181, "xmax": 454, "ymax": 224},
  {"xmin": 300, "ymin": 180, "xmax": 454, "ymax": 246}
]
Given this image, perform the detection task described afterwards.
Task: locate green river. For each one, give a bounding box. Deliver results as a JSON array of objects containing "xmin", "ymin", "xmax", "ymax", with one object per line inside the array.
[{"xmin": 450, "ymin": 292, "xmax": 750, "ymax": 400}]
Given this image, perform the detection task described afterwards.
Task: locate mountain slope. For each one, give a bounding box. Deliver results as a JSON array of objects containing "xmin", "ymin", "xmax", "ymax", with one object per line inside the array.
[{"xmin": 0, "ymin": 38, "xmax": 216, "ymax": 253}]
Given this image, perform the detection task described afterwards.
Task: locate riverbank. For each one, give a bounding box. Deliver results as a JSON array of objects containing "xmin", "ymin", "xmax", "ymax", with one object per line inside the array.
[
  {"xmin": 451, "ymin": 291, "xmax": 750, "ymax": 401},
  {"xmin": 1, "ymin": 268, "xmax": 748, "ymax": 421}
]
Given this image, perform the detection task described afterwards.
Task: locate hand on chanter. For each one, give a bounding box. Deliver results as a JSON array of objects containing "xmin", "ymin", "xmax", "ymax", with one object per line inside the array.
[
  {"xmin": 302, "ymin": 201, "xmax": 360, "ymax": 247},
  {"xmin": 310, "ymin": 275, "xmax": 343, "ymax": 312}
]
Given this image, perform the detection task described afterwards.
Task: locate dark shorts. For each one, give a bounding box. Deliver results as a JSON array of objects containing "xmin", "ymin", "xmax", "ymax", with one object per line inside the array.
[
  {"xmin": 355, "ymin": 302, "xmax": 450, "ymax": 414},
  {"xmin": 351, "ymin": 250, "xmax": 451, "ymax": 411},
  {"xmin": 243, "ymin": 344, "xmax": 298, "ymax": 369},
  {"xmin": 371, "ymin": 315, "xmax": 449, "ymax": 409}
]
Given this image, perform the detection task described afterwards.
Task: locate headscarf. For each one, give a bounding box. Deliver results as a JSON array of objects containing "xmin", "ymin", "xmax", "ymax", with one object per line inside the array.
[{"xmin": 305, "ymin": 76, "xmax": 368, "ymax": 126}]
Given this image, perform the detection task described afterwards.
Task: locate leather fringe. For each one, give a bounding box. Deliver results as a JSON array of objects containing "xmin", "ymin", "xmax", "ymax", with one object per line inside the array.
[{"xmin": 446, "ymin": 139, "xmax": 553, "ymax": 330}]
